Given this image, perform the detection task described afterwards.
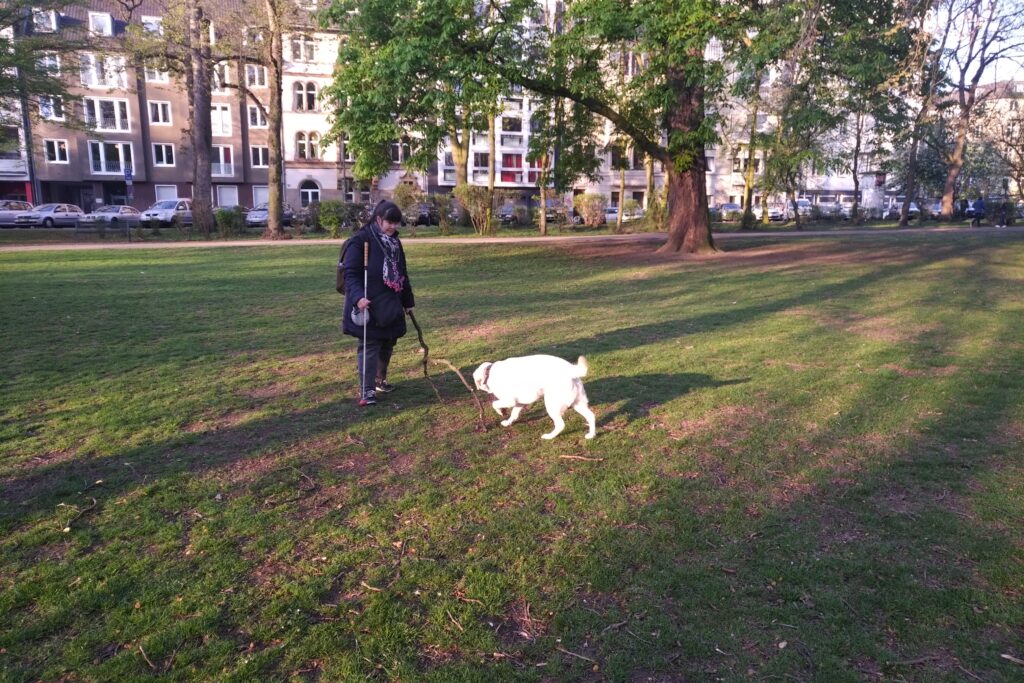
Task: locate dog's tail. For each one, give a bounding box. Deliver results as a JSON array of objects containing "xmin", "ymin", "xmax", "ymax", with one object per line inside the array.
[{"xmin": 574, "ymin": 355, "xmax": 589, "ymax": 378}]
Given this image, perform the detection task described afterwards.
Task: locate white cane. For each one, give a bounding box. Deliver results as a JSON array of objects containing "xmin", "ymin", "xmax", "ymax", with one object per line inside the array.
[{"xmin": 358, "ymin": 240, "xmax": 371, "ymax": 406}]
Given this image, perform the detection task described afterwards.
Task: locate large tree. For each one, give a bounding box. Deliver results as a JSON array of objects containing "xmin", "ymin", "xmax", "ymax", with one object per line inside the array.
[{"xmin": 934, "ymin": 0, "xmax": 1024, "ymax": 216}]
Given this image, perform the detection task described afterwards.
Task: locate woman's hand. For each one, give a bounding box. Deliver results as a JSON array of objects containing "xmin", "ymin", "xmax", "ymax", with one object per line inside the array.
[
  {"xmin": 405, "ymin": 307, "xmax": 415, "ymax": 314},
  {"xmin": 358, "ymin": 297, "xmax": 370, "ymax": 310}
]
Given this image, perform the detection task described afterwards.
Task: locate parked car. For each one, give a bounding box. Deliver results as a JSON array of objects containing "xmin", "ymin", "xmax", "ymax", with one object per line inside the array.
[
  {"xmin": 717, "ymin": 202, "xmax": 742, "ymax": 221},
  {"xmin": 816, "ymin": 201, "xmax": 843, "ymax": 218},
  {"xmin": 245, "ymin": 202, "xmax": 294, "ymax": 227},
  {"xmin": 14, "ymin": 203, "xmax": 85, "ymax": 228},
  {"xmin": 142, "ymin": 199, "xmax": 193, "ymax": 228},
  {"xmin": 604, "ymin": 206, "xmax": 622, "ymax": 223},
  {"xmin": 407, "ymin": 202, "xmax": 439, "ymax": 226},
  {"xmin": 0, "ymin": 200, "xmax": 33, "ymax": 227},
  {"xmin": 753, "ymin": 204, "xmax": 785, "ymax": 222},
  {"xmin": 78, "ymin": 205, "xmax": 142, "ymax": 230},
  {"xmin": 497, "ymin": 204, "xmax": 518, "ymax": 225},
  {"xmin": 885, "ymin": 201, "xmax": 920, "ymax": 220}
]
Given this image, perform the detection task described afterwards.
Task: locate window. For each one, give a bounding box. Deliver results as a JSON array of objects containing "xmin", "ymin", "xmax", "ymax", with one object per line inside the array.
[
  {"xmin": 293, "ymin": 82, "xmax": 317, "ymax": 111},
  {"xmin": 299, "ymin": 180, "xmax": 320, "ymax": 207},
  {"xmin": 212, "ymin": 146, "xmax": 233, "ymax": 176},
  {"xmin": 253, "ymin": 186, "xmax": 269, "ymax": 206},
  {"xmin": 38, "ymin": 53, "xmax": 60, "ymax": 74},
  {"xmin": 216, "ymin": 185, "xmax": 239, "ymax": 207},
  {"xmin": 246, "ymin": 65, "xmax": 267, "ymax": 88},
  {"xmin": 155, "ymin": 185, "xmax": 177, "ymax": 201},
  {"xmin": 44, "ymin": 139, "xmax": 69, "ymax": 163},
  {"xmin": 88, "ymin": 141, "xmax": 133, "ymax": 174},
  {"xmin": 149, "ymin": 101, "xmax": 171, "ymax": 125},
  {"xmin": 473, "ymin": 152, "xmax": 489, "ymax": 169},
  {"xmin": 141, "ymin": 16, "xmax": 163, "ymax": 34},
  {"xmin": 390, "ymin": 142, "xmax": 402, "ymax": 163},
  {"xmin": 153, "ymin": 143, "xmax": 175, "ymax": 167},
  {"xmin": 33, "ymin": 8, "xmax": 57, "ymax": 32},
  {"xmin": 342, "ymin": 179, "xmax": 370, "ymax": 203},
  {"xmin": 250, "ymin": 146, "xmax": 269, "ymax": 167},
  {"xmin": 88, "ymin": 12, "xmax": 113, "ymax": 36},
  {"xmin": 0, "ymin": 128, "xmax": 19, "ymax": 160},
  {"xmin": 291, "ymin": 34, "xmax": 315, "ymax": 62},
  {"xmin": 80, "ymin": 54, "xmax": 126, "ymax": 88},
  {"xmin": 83, "ymin": 98, "xmax": 130, "ymax": 131},
  {"xmin": 144, "ymin": 62, "xmax": 169, "ymax": 82},
  {"xmin": 501, "ymin": 116, "xmax": 522, "ymax": 132},
  {"xmin": 212, "ymin": 63, "xmax": 230, "ymax": 93},
  {"xmin": 295, "ymin": 132, "xmax": 319, "ymax": 160},
  {"xmin": 443, "ymin": 152, "xmax": 454, "ymax": 166},
  {"xmin": 341, "ymin": 133, "xmax": 354, "ymax": 162},
  {"xmin": 248, "ymin": 105, "xmax": 267, "ymax": 128},
  {"xmin": 705, "ymin": 156, "xmax": 715, "ymax": 173},
  {"xmin": 211, "ymin": 104, "xmax": 231, "ymax": 136},
  {"xmin": 40, "ymin": 96, "xmax": 64, "ymax": 121}
]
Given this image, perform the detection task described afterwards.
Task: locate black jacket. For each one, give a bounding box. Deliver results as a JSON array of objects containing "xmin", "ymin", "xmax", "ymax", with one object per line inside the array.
[{"xmin": 341, "ymin": 225, "xmax": 415, "ymax": 339}]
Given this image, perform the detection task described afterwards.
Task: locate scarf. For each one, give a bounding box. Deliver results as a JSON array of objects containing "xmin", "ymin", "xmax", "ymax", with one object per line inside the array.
[{"xmin": 372, "ymin": 228, "xmax": 405, "ymax": 293}]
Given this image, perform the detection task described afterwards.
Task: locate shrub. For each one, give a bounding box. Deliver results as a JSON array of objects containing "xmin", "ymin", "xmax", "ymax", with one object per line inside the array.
[
  {"xmin": 143, "ymin": 218, "xmax": 161, "ymax": 236},
  {"xmin": 573, "ymin": 193, "xmax": 607, "ymax": 226},
  {"xmin": 214, "ymin": 207, "xmax": 245, "ymax": 238},
  {"xmin": 319, "ymin": 200, "xmax": 346, "ymax": 239},
  {"xmin": 430, "ymin": 193, "xmax": 454, "ymax": 236},
  {"xmin": 453, "ymin": 184, "xmax": 492, "ymax": 235}
]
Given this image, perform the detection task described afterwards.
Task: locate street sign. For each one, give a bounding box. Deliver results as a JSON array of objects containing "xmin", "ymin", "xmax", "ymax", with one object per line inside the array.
[{"xmin": 124, "ymin": 166, "xmax": 133, "ymax": 185}]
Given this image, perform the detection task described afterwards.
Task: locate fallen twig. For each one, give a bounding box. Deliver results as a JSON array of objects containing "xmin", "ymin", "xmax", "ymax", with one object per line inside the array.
[
  {"xmin": 957, "ymin": 664, "xmax": 984, "ymax": 681},
  {"xmin": 138, "ymin": 645, "xmax": 157, "ymax": 670},
  {"xmin": 446, "ymin": 609, "xmax": 464, "ymax": 632},
  {"xmin": 359, "ymin": 581, "xmax": 383, "ymax": 593},
  {"xmin": 558, "ymin": 455, "xmax": 604, "ymax": 462},
  {"xmin": 59, "ymin": 497, "xmax": 98, "ymax": 532},
  {"xmin": 1002, "ymin": 653, "xmax": 1024, "ymax": 666},
  {"xmin": 556, "ymin": 646, "xmax": 596, "ymax": 664},
  {"xmin": 601, "ymin": 619, "xmax": 628, "ymax": 634},
  {"xmin": 889, "ymin": 655, "xmax": 940, "ymax": 666}
]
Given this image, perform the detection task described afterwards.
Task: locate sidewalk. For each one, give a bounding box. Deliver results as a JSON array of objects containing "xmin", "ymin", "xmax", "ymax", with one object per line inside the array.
[{"xmin": 1, "ymin": 224, "xmax": 1020, "ymax": 253}]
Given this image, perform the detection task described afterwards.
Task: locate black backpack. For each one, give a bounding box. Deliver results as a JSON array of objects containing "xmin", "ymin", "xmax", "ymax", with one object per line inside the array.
[{"xmin": 335, "ymin": 237, "xmax": 353, "ymax": 294}]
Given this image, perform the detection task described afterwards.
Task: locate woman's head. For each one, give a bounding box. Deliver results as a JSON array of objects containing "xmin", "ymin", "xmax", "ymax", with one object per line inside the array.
[{"xmin": 371, "ymin": 200, "xmax": 403, "ymax": 235}]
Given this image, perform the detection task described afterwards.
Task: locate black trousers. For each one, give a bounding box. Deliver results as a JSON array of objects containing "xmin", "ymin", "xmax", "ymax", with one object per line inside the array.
[{"xmin": 356, "ymin": 336, "xmax": 396, "ymax": 392}]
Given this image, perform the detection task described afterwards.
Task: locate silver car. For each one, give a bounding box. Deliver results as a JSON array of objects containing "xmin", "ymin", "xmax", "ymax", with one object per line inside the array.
[
  {"xmin": 14, "ymin": 203, "xmax": 85, "ymax": 228},
  {"xmin": 245, "ymin": 202, "xmax": 294, "ymax": 227},
  {"xmin": 141, "ymin": 199, "xmax": 192, "ymax": 228},
  {"xmin": 0, "ymin": 200, "xmax": 33, "ymax": 227},
  {"xmin": 79, "ymin": 205, "xmax": 142, "ymax": 230}
]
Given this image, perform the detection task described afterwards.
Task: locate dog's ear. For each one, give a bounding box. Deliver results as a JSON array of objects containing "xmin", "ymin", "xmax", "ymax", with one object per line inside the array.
[{"xmin": 474, "ymin": 362, "xmax": 493, "ymax": 391}]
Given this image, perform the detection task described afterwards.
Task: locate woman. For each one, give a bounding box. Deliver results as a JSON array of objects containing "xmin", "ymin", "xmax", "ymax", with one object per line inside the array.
[{"xmin": 342, "ymin": 200, "xmax": 415, "ymax": 406}]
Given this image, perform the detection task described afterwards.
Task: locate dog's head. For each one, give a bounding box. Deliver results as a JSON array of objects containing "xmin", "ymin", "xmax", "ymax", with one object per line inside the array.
[{"xmin": 472, "ymin": 362, "xmax": 493, "ymax": 392}]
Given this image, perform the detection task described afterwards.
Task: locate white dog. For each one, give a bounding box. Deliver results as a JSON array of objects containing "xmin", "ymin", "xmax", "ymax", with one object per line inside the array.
[{"xmin": 473, "ymin": 355, "xmax": 597, "ymax": 440}]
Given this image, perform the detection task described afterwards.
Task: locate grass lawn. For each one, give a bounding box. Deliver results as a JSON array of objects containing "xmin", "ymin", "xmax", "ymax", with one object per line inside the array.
[{"xmin": 1, "ymin": 233, "xmax": 1023, "ymax": 682}]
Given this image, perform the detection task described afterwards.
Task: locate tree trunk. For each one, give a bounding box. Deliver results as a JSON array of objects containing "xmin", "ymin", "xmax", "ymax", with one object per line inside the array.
[
  {"xmin": 645, "ymin": 155, "xmax": 654, "ymax": 210},
  {"xmin": 851, "ymin": 111, "xmax": 862, "ymax": 223},
  {"xmin": 262, "ymin": 0, "xmax": 287, "ymax": 239},
  {"xmin": 657, "ymin": 165, "xmax": 715, "ymax": 253},
  {"xmin": 740, "ymin": 100, "xmax": 760, "ymax": 230},
  {"xmin": 449, "ymin": 125, "xmax": 469, "ymax": 187},
  {"xmin": 616, "ymin": 166, "xmax": 625, "ymax": 233},
  {"xmin": 486, "ymin": 113, "xmax": 496, "ymax": 235},
  {"xmin": 941, "ymin": 118, "xmax": 970, "ymax": 216},
  {"xmin": 189, "ymin": 1, "xmax": 214, "ymax": 237},
  {"xmin": 538, "ymin": 179, "xmax": 547, "ymax": 236},
  {"xmin": 656, "ymin": 70, "xmax": 714, "ymax": 253}
]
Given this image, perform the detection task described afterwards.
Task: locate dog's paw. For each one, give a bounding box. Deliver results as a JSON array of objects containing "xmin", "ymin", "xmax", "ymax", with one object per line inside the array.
[
  {"xmin": 541, "ymin": 433, "xmax": 558, "ymax": 440},
  {"xmin": 500, "ymin": 418, "xmax": 514, "ymax": 427},
  {"xmin": 585, "ymin": 432, "xmax": 596, "ymax": 439}
]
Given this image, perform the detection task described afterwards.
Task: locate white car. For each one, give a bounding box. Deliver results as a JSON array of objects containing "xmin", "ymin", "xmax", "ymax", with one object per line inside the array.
[
  {"xmin": 14, "ymin": 203, "xmax": 84, "ymax": 228},
  {"xmin": 0, "ymin": 200, "xmax": 33, "ymax": 227},
  {"xmin": 141, "ymin": 199, "xmax": 192, "ymax": 228}
]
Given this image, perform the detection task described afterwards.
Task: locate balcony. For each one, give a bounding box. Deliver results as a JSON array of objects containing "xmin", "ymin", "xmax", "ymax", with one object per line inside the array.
[
  {"xmin": 441, "ymin": 169, "xmax": 456, "ymax": 182},
  {"xmin": 471, "ymin": 169, "xmax": 489, "ymax": 183},
  {"xmin": 211, "ymin": 162, "xmax": 234, "ymax": 176},
  {"xmin": 499, "ymin": 170, "xmax": 525, "ymax": 184},
  {"xmin": 500, "ymin": 134, "xmax": 524, "ymax": 147},
  {"xmin": 0, "ymin": 157, "xmax": 29, "ymax": 179}
]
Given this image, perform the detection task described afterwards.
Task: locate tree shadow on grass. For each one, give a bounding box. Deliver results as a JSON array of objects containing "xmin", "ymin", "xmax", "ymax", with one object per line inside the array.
[{"xmin": 585, "ymin": 373, "xmax": 748, "ymax": 423}]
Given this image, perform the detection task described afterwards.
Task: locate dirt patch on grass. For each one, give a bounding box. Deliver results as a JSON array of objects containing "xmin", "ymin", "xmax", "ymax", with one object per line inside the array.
[
  {"xmin": 880, "ymin": 363, "xmax": 959, "ymax": 377},
  {"xmin": 238, "ymin": 381, "xmax": 297, "ymax": 400},
  {"xmin": 183, "ymin": 408, "xmax": 261, "ymax": 433},
  {"xmin": 659, "ymin": 404, "xmax": 765, "ymax": 444},
  {"xmin": 487, "ymin": 598, "xmax": 547, "ymax": 647},
  {"xmin": 787, "ymin": 308, "xmax": 935, "ymax": 344}
]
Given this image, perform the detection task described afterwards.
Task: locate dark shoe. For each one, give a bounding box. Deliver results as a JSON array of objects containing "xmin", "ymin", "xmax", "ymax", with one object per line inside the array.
[
  {"xmin": 375, "ymin": 380, "xmax": 395, "ymax": 393},
  {"xmin": 360, "ymin": 389, "xmax": 377, "ymax": 406}
]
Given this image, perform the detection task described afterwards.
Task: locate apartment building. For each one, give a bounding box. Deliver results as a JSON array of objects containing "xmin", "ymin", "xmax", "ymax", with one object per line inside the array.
[
  {"xmin": 9, "ymin": 0, "xmax": 425, "ymax": 213},
  {"xmin": 0, "ymin": 23, "xmax": 31, "ymax": 201}
]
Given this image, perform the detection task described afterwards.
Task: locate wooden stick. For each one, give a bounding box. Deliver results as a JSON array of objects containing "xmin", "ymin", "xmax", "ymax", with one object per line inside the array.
[
  {"xmin": 138, "ymin": 645, "xmax": 157, "ymax": 670},
  {"xmin": 60, "ymin": 497, "xmax": 98, "ymax": 532},
  {"xmin": 558, "ymin": 455, "xmax": 604, "ymax": 462},
  {"xmin": 556, "ymin": 646, "xmax": 596, "ymax": 664},
  {"xmin": 360, "ymin": 581, "xmax": 383, "ymax": 593},
  {"xmin": 1001, "ymin": 653, "xmax": 1024, "ymax": 666},
  {"xmin": 446, "ymin": 609, "xmax": 464, "ymax": 632}
]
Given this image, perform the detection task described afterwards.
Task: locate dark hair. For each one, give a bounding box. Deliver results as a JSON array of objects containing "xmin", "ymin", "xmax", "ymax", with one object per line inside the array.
[{"xmin": 373, "ymin": 200, "xmax": 403, "ymax": 224}]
